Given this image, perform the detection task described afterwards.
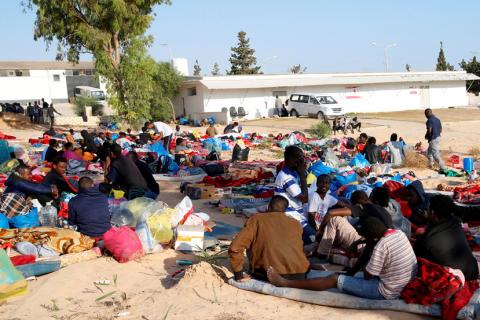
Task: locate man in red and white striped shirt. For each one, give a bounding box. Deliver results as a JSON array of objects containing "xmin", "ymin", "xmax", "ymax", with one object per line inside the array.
[{"xmin": 267, "ymin": 217, "xmax": 417, "ymax": 300}]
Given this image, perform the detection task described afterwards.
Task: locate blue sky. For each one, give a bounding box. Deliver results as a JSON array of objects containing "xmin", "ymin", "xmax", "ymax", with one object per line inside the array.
[{"xmin": 1, "ymin": 0, "xmax": 479, "ymax": 74}]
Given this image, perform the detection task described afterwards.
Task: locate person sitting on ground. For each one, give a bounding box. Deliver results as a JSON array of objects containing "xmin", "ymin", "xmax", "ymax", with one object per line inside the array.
[
  {"xmin": 115, "ymin": 131, "xmax": 132, "ymax": 149},
  {"xmin": 80, "ymin": 130, "xmax": 97, "ymax": 154},
  {"xmin": 206, "ymin": 123, "xmax": 218, "ymax": 137},
  {"xmin": 407, "ymin": 180, "xmax": 480, "ymax": 225},
  {"xmin": 312, "ymin": 191, "xmax": 393, "ymax": 262},
  {"xmin": 62, "ymin": 142, "xmax": 84, "ymax": 162},
  {"xmin": 267, "ymin": 216, "xmax": 418, "ymax": 300},
  {"xmin": 350, "ymin": 117, "xmax": 362, "ymax": 132},
  {"xmin": 174, "ymin": 125, "xmax": 185, "ymax": 137},
  {"xmin": 332, "ymin": 117, "xmax": 346, "ymax": 135},
  {"xmin": 43, "ymin": 157, "xmax": 78, "ymax": 195},
  {"xmin": 364, "ymin": 136, "xmax": 382, "ymax": 164},
  {"xmin": 307, "ymin": 174, "xmax": 347, "ymax": 230},
  {"xmin": 4, "ymin": 165, "xmax": 58, "ymax": 205},
  {"xmin": 106, "ymin": 144, "xmax": 150, "ymax": 200},
  {"xmin": 126, "ymin": 128, "xmax": 137, "ymax": 140},
  {"xmin": 386, "ymin": 133, "xmax": 406, "ymax": 167},
  {"xmin": 274, "ymin": 146, "xmax": 314, "ymax": 244},
  {"xmin": 174, "ymin": 137, "xmax": 190, "ymax": 154},
  {"xmin": 68, "ymin": 177, "xmax": 111, "ymax": 238},
  {"xmin": 94, "ymin": 132, "xmax": 106, "ymax": 148},
  {"xmin": 44, "ymin": 139, "xmax": 59, "ymax": 163},
  {"xmin": 356, "ymin": 133, "xmax": 368, "ymax": 154},
  {"xmin": 370, "ymin": 186, "xmax": 411, "ymax": 237},
  {"xmin": 224, "ymin": 121, "xmax": 239, "ymax": 134},
  {"xmin": 138, "ymin": 127, "xmax": 152, "ymax": 145},
  {"xmin": 229, "ymin": 195, "xmax": 309, "ymax": 282},
  {"xmin": 126, "ymin": 151, "xmax": 160, "ymax": 196},
  {"xmin": 66, "ymin": 129, "xmax": 75, "ymax": 144},
  {"xmin": 414, "ymin": 195, "xmax": 479, "ymax": 281},
  {"xmin": 44, "ymin": 126, "xmax": 58, "ymax": 137}
]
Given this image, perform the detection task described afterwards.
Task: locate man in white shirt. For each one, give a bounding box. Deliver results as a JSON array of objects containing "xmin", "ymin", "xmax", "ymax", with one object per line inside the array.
[{"xmin": 151, "ymin": 121, "xmax": 174, "ymax": 153}]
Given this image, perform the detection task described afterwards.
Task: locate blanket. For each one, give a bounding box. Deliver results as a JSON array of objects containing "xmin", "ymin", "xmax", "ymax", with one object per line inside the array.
[
  {"xmin": 0, "ymin": 227, "xmax": 95, "ymax": 254},
  {"xmin": 230, "ymin": 278, "xmax": 480, "ymax": 319}
]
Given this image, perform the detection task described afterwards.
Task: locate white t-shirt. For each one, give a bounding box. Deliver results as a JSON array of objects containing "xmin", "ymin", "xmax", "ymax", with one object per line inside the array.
[
  {"xmin": 307, "ymin": 191, "xmax": 338, "ymax": 227},
  {"xmin": 153, "ymin": 121, "xmax": 173, "ymax": 137},
  {"xmin": 274, "ymin": 167, "xmax": 305, "ymax": 225}
]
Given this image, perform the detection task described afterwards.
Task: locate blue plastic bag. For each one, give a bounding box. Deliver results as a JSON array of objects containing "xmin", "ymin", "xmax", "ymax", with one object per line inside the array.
[
  {"xmin": 221, "ymin": 142, "xmax": 230, "ymax": 151},
  {"xmin": 333, "ymin": 172, "xmax": 357, "ymax": 188},
  {"xmin": 0, "ymin": 213, "xmax": 9, "ymax": 229},
  {"xmin": 203, "ymin": 138, "xmax": 222, "ymax": 152},
  {"xmin": 9, "ymin": 208, "xmax": 39, "ymax": 229},
  {"xmin": 148, "ymin": 142, "xmax": 169, "ymax": 157},
  {"xmin": 179, "ymin": 117, "xmax": 189, "ymax": 125},
  {"xmin": 308, "ymin": 161, "xmax": 336, "ymax": 177},
  {"xmin": 349, "ymin": 154, "xmax": 370, "ymax": 169}
]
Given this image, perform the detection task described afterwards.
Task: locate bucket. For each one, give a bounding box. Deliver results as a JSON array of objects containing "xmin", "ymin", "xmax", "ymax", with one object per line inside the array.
[{"xmin": 463, "ymin": 157, "xmax": 474, "ymax": 173}]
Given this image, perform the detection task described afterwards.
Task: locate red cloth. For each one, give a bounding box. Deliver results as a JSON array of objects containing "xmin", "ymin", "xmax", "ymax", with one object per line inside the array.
[
  {"xmin": 401, "ymin": 258, "xmax": 477, "ymax": 320},
  {"xmin": 453, "ymin": 185, "xmax": 480, "ymax": 205},
  {"xmin": 0, "ymin": 132, "xmax": 16, "ymax": 140},
  {"xmin": 202, "ymin": 170, "xmax": 274, "ymax": 188},
  {"xmin": 10, "ymin": 255, "xmax": 36, "ymax": 266},
  {"xmin": 31, "ymin": 175, "xmax": 44, "ymax": 183}
]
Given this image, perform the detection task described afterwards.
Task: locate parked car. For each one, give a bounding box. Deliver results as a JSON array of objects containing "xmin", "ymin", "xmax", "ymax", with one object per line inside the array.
[
  {"xmin": 286, "ymin": 93, "xmax": 344, "ymax": 119},
  {"xmin": 74, "ymin": 86, "xmax": 107, "ymax": 106}
]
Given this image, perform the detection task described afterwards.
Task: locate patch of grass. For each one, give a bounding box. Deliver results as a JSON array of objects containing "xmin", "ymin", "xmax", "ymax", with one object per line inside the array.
[
  {"xmin": 256, "ymin": 139, "xmax": 273, "ymax": 150},
  {"xmin": 403, "ymin": 150, "xmax": 429, "ymax": 168},
  {"xmin": 40, "ymin": 299, "xmax": 60, "ymax": 312},
  {"xmin": 305, "ymin": 122, "xmax": 331, "ymax": 139},
  {"xmin": 469, "ymin": 147, "xmax": 480, "ymax": 160},
  {"xmin": 194, "ymin": 246, "xmax": 229, "ymax": 266},
  {"xmin": 95, "ymin": 291, "xmax": 117, "ymax": 302}
]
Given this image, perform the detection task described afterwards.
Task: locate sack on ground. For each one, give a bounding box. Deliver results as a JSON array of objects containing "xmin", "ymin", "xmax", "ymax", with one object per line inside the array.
[
  {"xmin": 0, "ymin": 248, "xmax": 28, "ymax": 301},
  {"xmin": 9, "ymin": 207, "xmax": 39, "ymax": 229},
  {"xmin": 103, "ymin": 226, "xmax": 144, "ymax": 263}
]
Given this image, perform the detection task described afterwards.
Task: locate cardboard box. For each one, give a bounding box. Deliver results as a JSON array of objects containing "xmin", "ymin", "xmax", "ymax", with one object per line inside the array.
[
  {"xmin": 175, "ymin": 225, "xmax": 205, "ymax": 251},
  {"xmin": 185, "ymin": 183, "xmax": 223, "ymax": 200}
]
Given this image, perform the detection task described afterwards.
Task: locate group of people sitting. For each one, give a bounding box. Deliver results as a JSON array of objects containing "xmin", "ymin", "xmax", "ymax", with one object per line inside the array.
[
  {"xmin": 355, "ymin": 132, "xmax": 407, "ymax": 166},
  {"xmin": 229, "ymin": 145, "xmax": 479, "ymax": 304}
]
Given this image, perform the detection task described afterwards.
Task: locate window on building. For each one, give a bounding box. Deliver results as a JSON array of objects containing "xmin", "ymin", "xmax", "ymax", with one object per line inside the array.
[
  {"xmin": 272, "ymin": 90, "xmax": 287, "ymax": 97},
  {"xmin": 187, "ymin": 87, "xmax": 197, "ymax": 96},
  {"xmin": 65, "ymin": 70, "xmax": 73, "ymax": 76},
  {"xmin": 15, "ymin": 70, "xmax": 23, "ymax": 76},
  {"xmin": 72, "ymin": 70, "xmax": 80, "ymax": 76},
  {"xmin": 53, "ymin": 74, "xmax": 61, "ymax": 81},
  {"xmin": 85, "ymin": 69, "xmax": 93, "ymax": 75}
]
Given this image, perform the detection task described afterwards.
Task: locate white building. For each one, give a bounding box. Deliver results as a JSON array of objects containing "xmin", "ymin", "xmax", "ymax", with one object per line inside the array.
[
  {"xmin": 0, "ymin": 61, "xmax": 97, "ymax": 104},
  {"xmin": 173, "ymin": 71, "xmax": 478, "ymax": 122}
]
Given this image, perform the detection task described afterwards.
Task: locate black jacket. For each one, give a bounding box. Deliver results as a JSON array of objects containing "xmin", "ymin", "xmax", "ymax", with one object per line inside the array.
[
  {"xmin": 43, "ymin": 170, "xmax": 77, "ymax": 195},
  {"xmin": 108, "ymin": 155, "xmax": 148, "ymax": 192},
  {"xmin": 135, "ymin": 159, "xmax": 159, "ymax": 194},
  {"xmin": 415, "ymin": 217, "xmax": 479, "ymax": 281},
  {"xmin": 45, "ymin": 147, "xmax": 58, "ymax": 163}
]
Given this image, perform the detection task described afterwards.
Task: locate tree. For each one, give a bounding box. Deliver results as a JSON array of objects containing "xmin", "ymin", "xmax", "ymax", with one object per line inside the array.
[
  {"xmin": 150, "ymin": 62, "xmax": 183, "ymax": 120},
  {"xmin": 459, "ymin": 56, "xmax": 480, "ymax": 93},
  {"xmin": 22, "ymin": 0, "xmax": 171, "ymax": 125},
  {"xmin": 55, "ymin": 43, "xmax": 64, "ymax": 61},
  {"xmin": 289, "ymin": 64, "xmax": 307, "ymax": 74},
  {"xmin": 228, "ymin": 31, "xmax": 261, "ymax": 75},
  {"xmin": 193, "ymin": 59, "xmax": 202, "ymax": 76},
  {"xmin": 436, "ymin": 41, "xmax": 454, "ymax": 71},
  {"xmin": 211, "ymin": 62, "xmax": 221, "ymax": 76}
]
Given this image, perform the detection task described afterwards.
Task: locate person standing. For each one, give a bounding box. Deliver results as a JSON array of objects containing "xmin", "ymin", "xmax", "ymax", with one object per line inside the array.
[
  {"xmin": 32, "ymin": 101, "xmax": 40, "ymax": 124},
  {"xmin": 42, "ymin": 99, "xmax": 49, "ymax": 125},
  {"xmin": 48, "ymin": 103, "xmax": 62, "ymax": 125},
  {"xmin": 26, "ymin": 102, "xmax": 34, "ymax": 123},
  {"xmin": 151, "ymin": 121, "xmax": 173, "ymax": 153},
  {"xmin": 424, "ymin": 108, "xmax": 446, "ymax": 171},
  {"xmin": 275, "ymin": 95, "xmax": 283, "ymax": 117}
]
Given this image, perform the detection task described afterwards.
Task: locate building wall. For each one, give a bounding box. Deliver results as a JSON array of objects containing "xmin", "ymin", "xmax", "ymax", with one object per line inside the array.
[
  {"xmin": 173, "ymin": 80, "xmax": 468, "ymax": 118},
  {"xmin": 0, "ymin": 69, "xmax": 68, "ymax": 103},
  {"xmin": 172, "ymin": 85, "xmax": 205, "ymax": 118}
]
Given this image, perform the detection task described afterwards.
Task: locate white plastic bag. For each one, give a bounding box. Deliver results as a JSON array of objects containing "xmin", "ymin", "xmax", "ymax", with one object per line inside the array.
[{"xmin": 171, "ymin": 197, "xmax": 194, "ymax": 227}]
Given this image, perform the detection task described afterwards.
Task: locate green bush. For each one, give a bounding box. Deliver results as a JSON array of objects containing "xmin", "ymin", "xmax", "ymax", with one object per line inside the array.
[
  {"xmin": 305, "ymin": 122, "xmax": 332, "ymax": 139},
  {"xmin": 75, "ymin": 96, "xmax": 104, "ymax": 116}
]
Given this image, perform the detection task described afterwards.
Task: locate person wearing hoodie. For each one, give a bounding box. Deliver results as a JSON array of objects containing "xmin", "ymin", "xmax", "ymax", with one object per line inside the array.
[
  {"xmin": 407, "ymin": 180, "xmax": 480, "ymax": 225},
  {"xmin": 80, "ymin": 130, "xmax": 97, "ymax": 154},
  {"xmin": 68, "ymin": 177, "xmax": 111, "ymax": 238},
  {"xmin": 414, "ymin": 195, "xmax": 479, "ymax": 281},
  {"xmin": 370, "ymin": 186, "xmax": 411, "ymax": 237}
]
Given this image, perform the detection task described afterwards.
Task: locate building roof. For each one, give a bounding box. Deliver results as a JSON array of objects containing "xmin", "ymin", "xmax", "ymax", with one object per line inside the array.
[
  {"xmin": 0, "ymin": 61, "xmax": 95, "ymax": 70},
  {"xmin": 184, "ymin": 71, "xmax": 479, "ymax": 90}
]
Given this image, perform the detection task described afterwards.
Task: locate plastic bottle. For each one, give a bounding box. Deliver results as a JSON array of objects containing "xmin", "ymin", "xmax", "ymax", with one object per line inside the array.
[{"xmin": 39, "ymin": 201, "xmax": 58, "ymax": 227}]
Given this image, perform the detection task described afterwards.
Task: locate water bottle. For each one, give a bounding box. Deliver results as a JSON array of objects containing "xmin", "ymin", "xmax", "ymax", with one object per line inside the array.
[{"xmin": 39, "ymin": 202, "xmax": 58, "ymax": 227}]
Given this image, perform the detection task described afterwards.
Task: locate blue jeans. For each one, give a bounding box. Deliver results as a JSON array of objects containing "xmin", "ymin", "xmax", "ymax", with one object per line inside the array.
[
  {"xmin": 337, "ymin": 273, "xmax": 385, "ymax": 300},
  {"xmin": 302, "ymin": 224, "xmax": 316, "ymax": 245}
]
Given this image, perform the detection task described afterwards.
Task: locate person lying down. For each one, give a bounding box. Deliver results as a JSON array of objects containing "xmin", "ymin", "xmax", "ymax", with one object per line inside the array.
[{"xmin": 267, "ymin": 217, "xmax": 418, "ymax": 300}]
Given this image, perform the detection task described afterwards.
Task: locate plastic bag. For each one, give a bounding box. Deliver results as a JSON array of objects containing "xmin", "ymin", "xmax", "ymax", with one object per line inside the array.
[
  {"xmin": 123, "ymin": 197, "xmax": 155, "ymax": 225},
  {"xmin": 148, "ymin": 211, "xmax": 174, "ymax": 243},
  {"xmin": 148, "ymin": 142, "xmax": 169, "ymax": 157},
  {"xmin": 308, "ymin": 160, "xmax": 336, "ymax": 177},
  {"xmin": 39, "ymin": 202, "xmax": 57, "ymax": 227},
  {"xmin": 103, "ymin": 226, "xmax": 144, "ymax": 263},
  {"xmin": 172, "ymin": 196, "xmax": 194, "ymax": 227},
  {"xmin": 349, "ymin": 154, "xmax": 370, "ymax": 169},
  {"xmin": 0, "ymin": 248, "xmax": 28, "ymax": 301},
  {"xmin": 0, "ymin": 213, "xmax": 9, "ymax": 229},
  {"xmin": 9, "ymin": 208, "xmax": 39, "ymax": 229},
  {"xmin": 324, "ymin": 149, "xmax": 340, "ymax": 169},
  {"xmin": 333, "ymin": 171, "xmax": 357, "ymax": 188},
  {"xmin": 110, "ymin": 207, "xmax": 134, "ymax": 227}
]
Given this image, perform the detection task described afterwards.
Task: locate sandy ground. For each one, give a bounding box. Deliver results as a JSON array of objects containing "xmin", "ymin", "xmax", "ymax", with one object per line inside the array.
[{"xmin": 1, "ymin": 110, "xmax": 478, "ymax": 319}]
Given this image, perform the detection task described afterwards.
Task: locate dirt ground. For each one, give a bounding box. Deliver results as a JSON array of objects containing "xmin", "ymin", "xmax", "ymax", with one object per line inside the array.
[
  {"xmin": 0, "ymin": 111, "xmax": 478, "ymax": 319},
  {"xmin": 352, "ymin": 107, "xmax": 480, "ymax": 122}
]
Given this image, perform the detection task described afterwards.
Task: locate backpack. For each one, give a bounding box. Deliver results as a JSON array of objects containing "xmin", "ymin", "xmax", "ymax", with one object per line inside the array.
[{"xmin": 206, "ymin": 151, "xmax": 221, "ymax": 161}]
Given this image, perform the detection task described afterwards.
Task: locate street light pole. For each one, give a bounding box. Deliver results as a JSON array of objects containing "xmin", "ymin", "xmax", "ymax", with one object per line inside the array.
[{"xmin": 372, "ymin": 42, "xmax": 397, "ymax": 72}]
